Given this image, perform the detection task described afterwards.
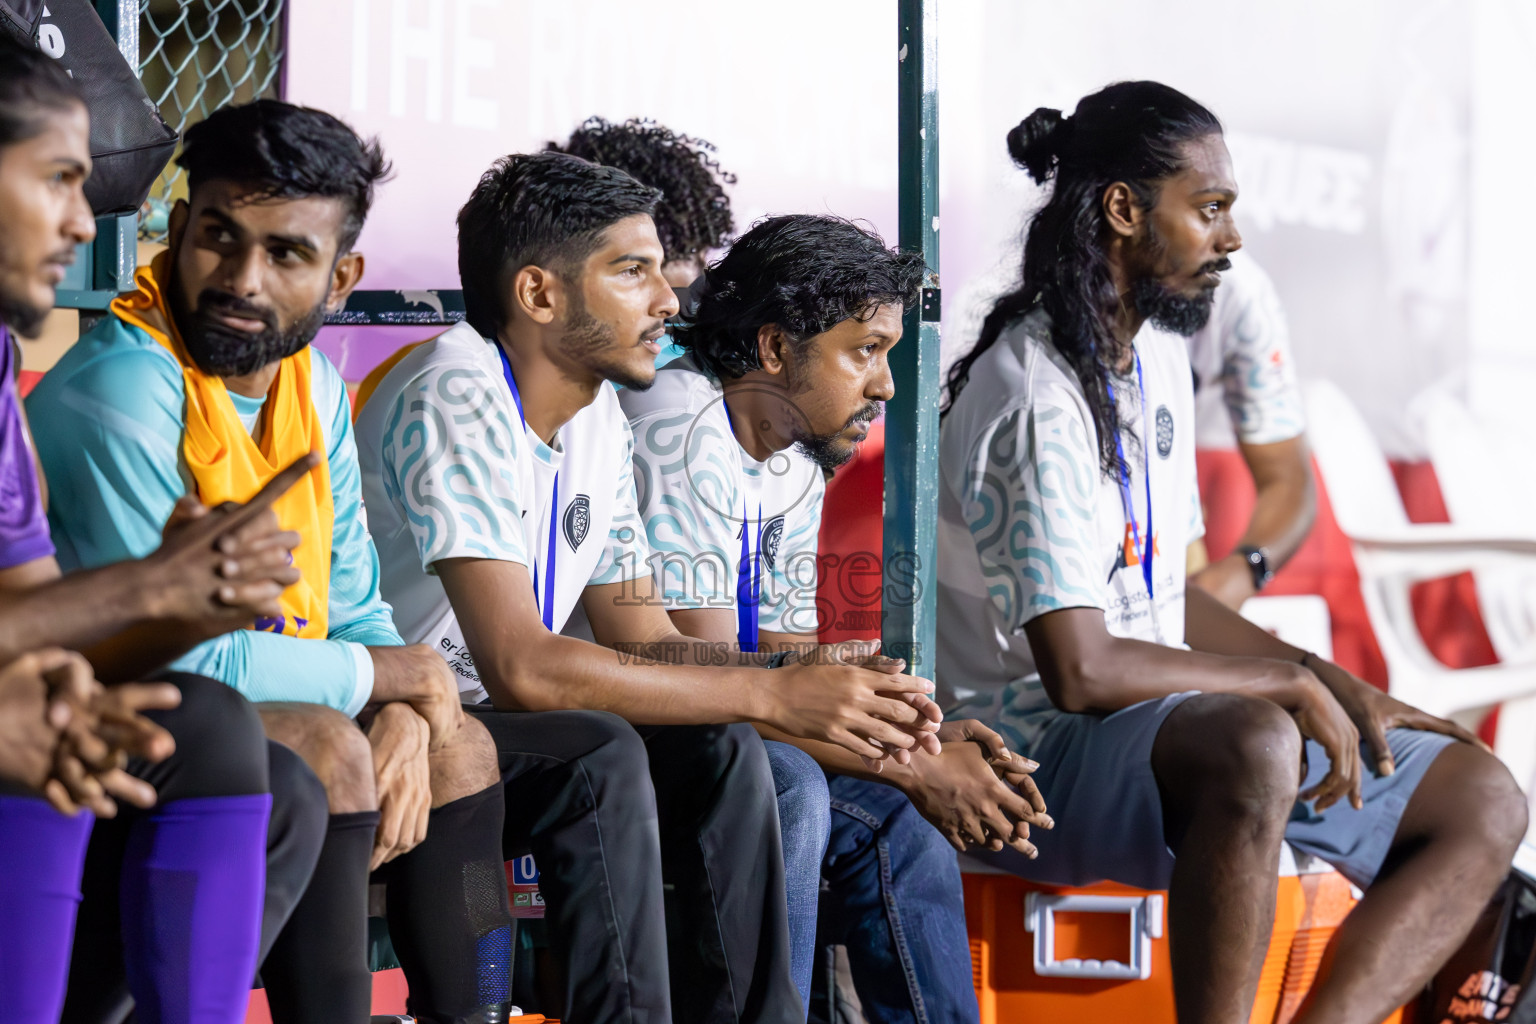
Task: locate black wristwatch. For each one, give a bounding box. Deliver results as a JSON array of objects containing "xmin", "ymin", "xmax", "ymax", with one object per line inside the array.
[{"xmin": 1237, "ymin": 545, "xmax": 1274, "ymax": 592}]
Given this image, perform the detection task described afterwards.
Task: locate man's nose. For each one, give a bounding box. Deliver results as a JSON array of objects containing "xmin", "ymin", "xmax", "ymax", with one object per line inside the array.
[
  {"xmin": 870, "ymin": 359, "xmax": 896, "ymax": 403},
  {"xmin": 1221, "ymin": 217, "xmax": 1243, "ymax": 255},
  {"xmin": 653, "ymin": 271, "xmax": 681, "ymax": 320},
  {"xmin": 223, "ymin": 247, "xmax": 265, "ymax": 297},
  {"xmin": 63, "ymin": 187, "xmax": 96, "ymax": 247}
]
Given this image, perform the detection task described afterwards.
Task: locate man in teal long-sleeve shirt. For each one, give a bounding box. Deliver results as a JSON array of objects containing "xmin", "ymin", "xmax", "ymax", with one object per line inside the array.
[
  {"xmin": 36, "ymin": 298, "xmax": 398, "ymax": 714},
  {"xmin": 29, "ymin": 100, "xmax": 516, "ymax": 1024}
]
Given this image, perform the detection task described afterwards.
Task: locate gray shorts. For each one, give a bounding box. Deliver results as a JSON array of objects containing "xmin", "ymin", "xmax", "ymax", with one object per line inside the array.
[{"xmin": 975, "ymin": 692, "xmax": 1456, "ymax": 891}]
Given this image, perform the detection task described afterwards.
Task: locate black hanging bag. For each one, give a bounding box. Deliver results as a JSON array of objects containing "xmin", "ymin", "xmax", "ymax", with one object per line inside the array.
[
  {"xmin": 1, "ymin": 0, "xmax": 178, "ymax": 216},
  {"xmin": 1422, "ymin": 863, "xmax": 1536, "ymax": 1024},
  {"xmin": 0, "ymin": 0, "xmax": 41, "ymax": 40}
]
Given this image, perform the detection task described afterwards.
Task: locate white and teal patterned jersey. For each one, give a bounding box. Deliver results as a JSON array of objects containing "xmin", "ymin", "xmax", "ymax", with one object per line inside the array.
[
  {"xmin": 355, "ymin": 321, "xmax": 651, "ymax": 703},
  {"xmin": 619, "ymin": 356, "xmax": 825, "ymax": 639},
  {"xmin": 935, "ymin": 310, "xmax": 1204, "ymax": 755},
  {"xmin": 1188, "ymin": 250, "xmax": 1306, "ymax": 448}
]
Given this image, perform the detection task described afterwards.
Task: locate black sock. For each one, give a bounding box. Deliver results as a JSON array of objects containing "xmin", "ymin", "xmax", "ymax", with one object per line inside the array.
[
  {"xmin": 260, "ymin": 810, "xmax": 379, "ymax": 1024},
  {"xmin": 257, "ymin": 742, "xmax": 329, "ymax": 969},
  {"xmin": 375, "ymin": 783, "xmax": 513, "ymax": 1021}
]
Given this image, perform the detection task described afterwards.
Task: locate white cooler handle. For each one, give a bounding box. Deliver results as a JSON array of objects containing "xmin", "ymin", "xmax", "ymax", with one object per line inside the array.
[{"xmin": 1023, "ymin": 892, "xmax": 1164, "ymax": 981}]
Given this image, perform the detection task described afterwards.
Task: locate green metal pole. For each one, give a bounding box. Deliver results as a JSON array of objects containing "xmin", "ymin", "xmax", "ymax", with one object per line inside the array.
[
  {"xmin": 884, "ymin": 0, "xmax": 940, "ymax": 674},
  {"xmin": 97, "ymin": 0, "xmax": 139, "ymax": 294}
]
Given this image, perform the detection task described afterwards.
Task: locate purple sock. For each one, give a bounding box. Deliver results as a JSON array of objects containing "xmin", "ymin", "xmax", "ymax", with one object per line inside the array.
[
  {"xmin": 119, "ymin": 793, "xmax": 271, "ymax": 1024},
  {"xmin": 0, "ymin": 796, "xmax": 94, "ymax": 1022}
]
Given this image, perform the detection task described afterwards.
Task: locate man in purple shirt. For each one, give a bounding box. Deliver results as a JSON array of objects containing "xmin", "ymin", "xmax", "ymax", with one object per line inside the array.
[
  {"xmin": 0, "ymin": 35, "xmax": 331, "ymax": 1022},
  {"xmin": 0, "ymin": 334, "xmax": 51, "ymax": 567}
]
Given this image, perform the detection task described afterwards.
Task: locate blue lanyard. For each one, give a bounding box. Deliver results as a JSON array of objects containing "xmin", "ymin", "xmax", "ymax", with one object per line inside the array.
[
  {"xmin": 737, "ymin": 499, "xmax": 763, "ymax": 652},
  {"xmin": 1106, "ymin": 350, "xmax": 1155, "ymax": 601},
  {"xmin": 495, "ymin": 342, "xmax": 558, "ymax": 631},
  {"xmin": 723, "ymin": 399, "xmax": 764, "ymax": 652}
]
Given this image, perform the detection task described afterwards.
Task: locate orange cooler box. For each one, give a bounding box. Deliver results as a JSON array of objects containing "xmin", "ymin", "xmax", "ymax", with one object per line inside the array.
[{"xmin": 964, "ymin": 861, "xmax": 1407, "ymax": 1024}]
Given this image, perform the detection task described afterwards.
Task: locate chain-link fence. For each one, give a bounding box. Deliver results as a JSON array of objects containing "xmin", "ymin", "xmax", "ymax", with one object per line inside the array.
[{"xmin": 137, "ymin": 0, "xmax": 286, "ymax": 240}]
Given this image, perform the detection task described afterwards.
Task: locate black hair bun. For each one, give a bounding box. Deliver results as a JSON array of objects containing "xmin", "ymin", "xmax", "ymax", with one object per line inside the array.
[{"xmin": 1007, "ymin": 107, "xmax": 1068, "ymax": 184}]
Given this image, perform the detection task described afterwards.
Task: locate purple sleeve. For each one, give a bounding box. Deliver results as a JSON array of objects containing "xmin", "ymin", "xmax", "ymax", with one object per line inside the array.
[{"xmin": 0, "ymin": 329, "xmax": 54, "ymax": 569}]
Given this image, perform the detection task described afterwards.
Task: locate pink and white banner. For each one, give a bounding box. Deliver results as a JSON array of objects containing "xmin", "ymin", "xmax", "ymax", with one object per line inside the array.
[{"xmin": 285, "ymin": 0, "xmax": 1523, "ymax": 455}]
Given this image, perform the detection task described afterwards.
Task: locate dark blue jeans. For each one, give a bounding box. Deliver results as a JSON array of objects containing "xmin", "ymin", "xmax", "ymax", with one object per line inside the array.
[
  {"xmin": 766, "ymin": 740, "xmax": 833, "ymax": 1018},
  {"xmin": 817, "ymin": 775, "xmax": 978, "ymax": 1024}
]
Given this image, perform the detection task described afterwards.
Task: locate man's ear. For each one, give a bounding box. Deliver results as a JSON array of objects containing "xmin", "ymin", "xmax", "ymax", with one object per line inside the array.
[
  {"xmin": 511, "ymin": 265, "xmax": 562, "ymax": 327},
  {"xmin": 325, "ymin": 251, "xmax": 366, "ymax": 312},
  {"xmin": 756, "ymin": 324, "xmax": 789, "ymax": 377},
  {"xmin": 167, "ymin": 199, "xmax": 190, "ymax": 251},
  {"xmin": 1102, "ymin": 181, "xmax": 1143, "ymax": 239}
]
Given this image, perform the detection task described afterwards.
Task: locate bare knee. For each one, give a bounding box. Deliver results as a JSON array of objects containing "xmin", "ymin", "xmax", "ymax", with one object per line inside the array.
[
  {"xmin": 1154, "ymin": 694, "xmax": 1303, "ymax": 834},
  {"xmin": 1432, "ymin": 744, "xmax": 1528, "ymax": 857},
  {"xmin": 260, "ymin": 703, "xmax": 377, "ymax": 814},
  {"xmin": 427, "ymin": 712, "xmax": 500, "ymax": 807}
]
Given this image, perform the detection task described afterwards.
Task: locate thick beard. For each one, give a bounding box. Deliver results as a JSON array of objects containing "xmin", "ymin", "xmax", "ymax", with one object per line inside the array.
[
  {"xmin": 1129, "ymin": 275, "xmax": 1216, "ymax": 337},
  {"xmin": 563, "ymin": 285, "xmax": 655, "ymax": 392},
  {"xmin": 1130, "ymin": 224, "xmax": 1230, "ymax": 337},
  {"xmin": 792, "ymin": 400, "xmax": 883, "ymax": 473},
  {"xmin": 168, "ymin": 273, "xmax": 326, "ymax": 377},
  {"xmin": 779, "ymin": 348, "xmax": 881, "ymax": 472}
]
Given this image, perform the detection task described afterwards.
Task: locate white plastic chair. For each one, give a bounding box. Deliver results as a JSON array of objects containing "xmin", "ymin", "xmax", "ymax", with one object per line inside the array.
[
  {"xmin": 1413, "ymin": 390, "xmax": 1536, "ymax": 812},
  {"xmin": 1301, "ymin": 379, "xmax": 1536, "ymax": 724},
  {"xmin": 1414, "ymin": 391, "xmax": 1536, "ymax": 660}
]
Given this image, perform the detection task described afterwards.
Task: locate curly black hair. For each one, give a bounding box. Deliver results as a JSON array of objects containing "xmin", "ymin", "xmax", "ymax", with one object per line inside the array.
[
  {"xmin": 457, "ymin": 151, "xmax": 662, "ymax": 339},
  {"xmin": 671, "ymin": 214, "xmax": 926, "ymax": 382},
  {"xmin": 551, "ymin": 117, "xmax": 735, "ymax": 266},
  {"xmin": 178, "ymin": 99, "xmax": 391, "ymax": 252}
]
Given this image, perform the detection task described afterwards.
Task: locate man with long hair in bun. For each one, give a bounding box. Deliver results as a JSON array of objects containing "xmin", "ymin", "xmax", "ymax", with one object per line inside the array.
[{"xmin": 937, "ymin": 80, "xmax": 1523, "ymax": 1024}]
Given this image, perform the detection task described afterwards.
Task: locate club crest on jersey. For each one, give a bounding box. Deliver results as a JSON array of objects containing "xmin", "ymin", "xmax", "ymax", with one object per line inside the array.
[
  {"xmin": 760, "ymin": 515, "xmax": 786, "ymax": 571},
  {"xmin": 1155, "ymin": 405, "xmax": 1174, "ymax": 458},
  {"xmin": 563, "ymin": 494, "xmax": 591, "ymax": 550}
]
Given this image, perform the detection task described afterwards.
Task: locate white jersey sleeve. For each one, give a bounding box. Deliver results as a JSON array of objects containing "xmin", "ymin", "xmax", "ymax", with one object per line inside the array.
[
  {"xmin": 960, "ymin": 394, "xmax": 1108, "ymax": 631},
  {"xmin": 377, "ymin": 359, "xmax": 531, "ymax": 572},
  {"xmin": 630, "ymin": 408, "xmax": 741, "ymax": 610},
  {"xmin": 589, "ymin": 417, "xmax": 653, "ymax": 586},
  {"xmin": 1217, "ymin": 260, "xmax": 1305, "ymax": 446}
]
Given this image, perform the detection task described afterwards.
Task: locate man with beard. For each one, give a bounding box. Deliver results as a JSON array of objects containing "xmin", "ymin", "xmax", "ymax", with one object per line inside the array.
[
  {"xmin": 547, "ymin": 116, "xmax": 833, "ymax": 1015},
  {"xmin": 353, "ymin": 151, "xmax": 944, "ymax": 1024},
  {"xmin": 29, "ymin": 100, "xmax": 516, "ymax": 1024},
  {"xmin": 937, "ymin": 80, "xmax": 1524, "ymax": 1024},
  {"xmin": 0, "ymin": 38, "xmax": 331, "ymax": 1024},
  {"xmin": 621, "ymin": 213, "xmax": 1052, "ymax": 1024},
  {"xmin": 549, "ymin": 116, "xmax": 738, "ymax": 368}
]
